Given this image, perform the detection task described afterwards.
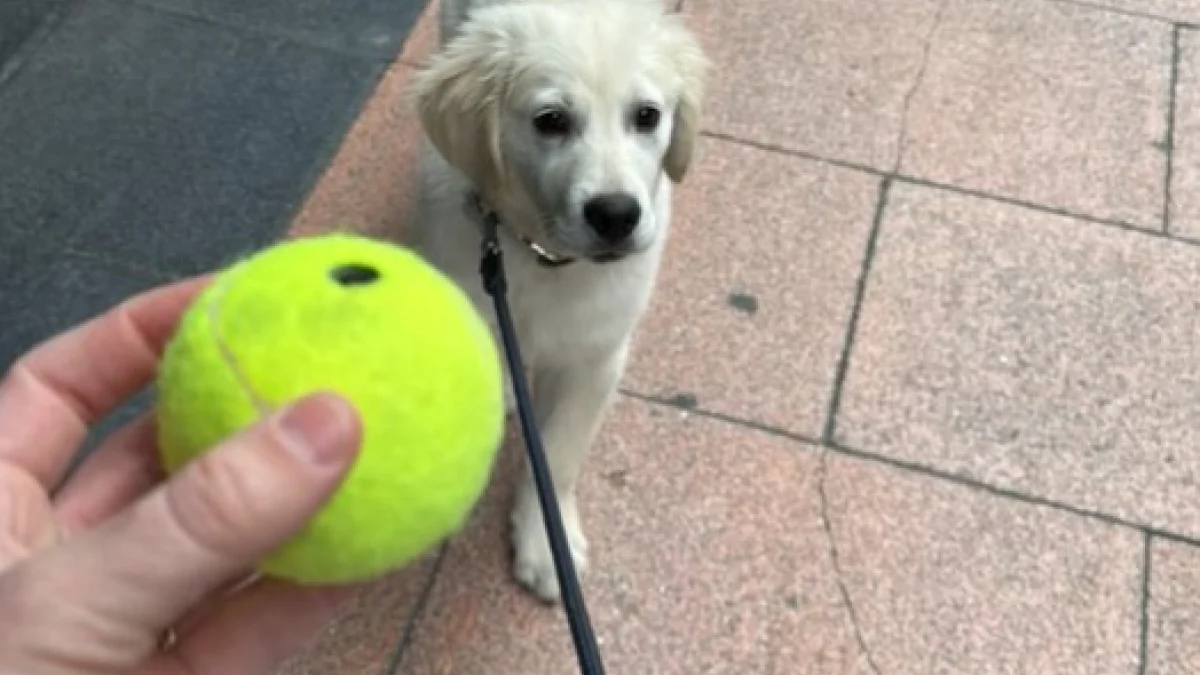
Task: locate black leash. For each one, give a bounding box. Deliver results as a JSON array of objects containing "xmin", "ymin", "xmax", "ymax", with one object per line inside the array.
[{"xmin": 478, "ymin": 210, "xmax": 608, "ymax": 675}]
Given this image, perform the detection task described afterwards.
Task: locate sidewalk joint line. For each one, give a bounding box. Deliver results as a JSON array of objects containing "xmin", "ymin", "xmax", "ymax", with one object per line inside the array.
[
  {"xmin": 822, "ymin": 177, "xmax": 892, "ymax": 445},
  {"xmin": 1163, "ymin": 25, "xmax": 1182, "ymax": 235},
  {"xmin": 621, "ymin": 389, "xmax": 1200, "ymax": 549},
  {"xmin": 1138, "ymin": 532, "xmax": 1152, "ymax": 675},
  {"xmin": 1050, "ymin": 0, "xmax": 1198, "ymax": 27},
  {"xmin": 893, "ymin": 0, "xmax": 948, "ymax": 172},
  {"xmin": 818, "ymin": 452, "xmax": 884, "ymax": 675},
  {"xmin": 382, "ymin": 542, "xmax": 450, "ymax": 674},
  {"xmin": 700, "ymin": 130, "xmax": 1200, "ymax": 252}
]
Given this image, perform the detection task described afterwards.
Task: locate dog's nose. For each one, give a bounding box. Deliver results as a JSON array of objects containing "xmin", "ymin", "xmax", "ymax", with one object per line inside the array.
[{"xmin": 583, "ymin": 193, "xmax": 641, "ymax": 244}]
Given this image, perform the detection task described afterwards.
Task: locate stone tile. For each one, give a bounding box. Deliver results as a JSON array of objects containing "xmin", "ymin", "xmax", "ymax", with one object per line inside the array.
[
  {"xmin": 271, "ymin": 553, "xmax": 441, "ymax": 675},
  {"xmin": 623, "ymin": 138, "xmax": 879, "ymax": 438},
  {"xmin": 0, "ymin": 0, "xmax": 70, "ymax": 67},
  {"xmin": 899, "ymin": 0, "xmax": 1170, "ymax": 229},
  {"xmin": 824, "ymin": 446, "xmax": 1142, "ymax": 674},
  {"xmin": 396, "ymin": 400, "xmax": 866, "ymax": 674},
  {"xmin": 396, "ymin": 397, "xmax": 1142, "ymax": 673},
  {"xmin": 836, "ymin": 181, "xmax": 1200, "ymax": 538},
  {"xmin": 0, "ymin": 0, "xmax": 380, "ymax": 277},
  {"xmin": 290, "ymin": 60, "xmax": 423, "ymax": 241},
  {"xmin": 685, "ymin": 0, "xmax": 944, "ymax": 170},
  {"xmin": 0, "ymin": 251, "xmax": 167, "ymax": 373},
  {"xmin": 1170, "ymin": 29, "xmax": 1200, "ymax": 240},
  {"xmin": 135, "ymin": 0, "xmax": 429, "ymax": 59},
  {"xmin": 1091, "ymin": 0, "xmax": 1200, "ymax": 23},
  {"xmin": 1146, "ymin": 538, "xmax": 1200, "ymax": 675},
  {"xmin": 0, "ymin": 249, "xmax": 169, "ymax": 473}
]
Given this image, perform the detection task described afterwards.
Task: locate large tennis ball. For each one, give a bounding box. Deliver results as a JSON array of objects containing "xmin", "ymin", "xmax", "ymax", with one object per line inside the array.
[{"xmin": 155, "ymin": 233, "xmax": 504, "ymax": 585}]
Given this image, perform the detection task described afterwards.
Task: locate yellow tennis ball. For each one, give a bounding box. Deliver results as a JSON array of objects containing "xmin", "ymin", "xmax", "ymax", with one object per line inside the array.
[{"xmin": 155, "ymin": 233, "xmax": 504, "ymax": 585}]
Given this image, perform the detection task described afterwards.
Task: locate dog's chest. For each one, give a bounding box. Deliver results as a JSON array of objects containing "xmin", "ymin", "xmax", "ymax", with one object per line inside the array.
[{"xmin": 508, "ymin": 264, "xmax": 654, "ymax": 366}]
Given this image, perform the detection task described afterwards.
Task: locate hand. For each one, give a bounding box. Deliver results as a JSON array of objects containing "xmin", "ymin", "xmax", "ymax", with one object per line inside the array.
[{"xmin": 0, "ymin": 276, "xmax": 364, "ymax": 675}]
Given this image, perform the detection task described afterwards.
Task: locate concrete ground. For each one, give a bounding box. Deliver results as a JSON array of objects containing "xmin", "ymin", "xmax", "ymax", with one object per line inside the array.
[{"xmin": 278, "ymin": 0, "xmax": 1200, "ymax": 673}]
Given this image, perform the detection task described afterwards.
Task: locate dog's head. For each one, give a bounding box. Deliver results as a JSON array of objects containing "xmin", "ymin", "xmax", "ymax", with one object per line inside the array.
[{"xmin": 411, "ymin": 0, "xmax": 709, "ymax": 262}]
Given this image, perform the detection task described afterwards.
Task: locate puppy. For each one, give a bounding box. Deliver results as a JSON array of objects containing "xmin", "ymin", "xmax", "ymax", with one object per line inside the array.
[{"xmin": 407, "ymin": 0, "xmax": 707, "ymax": 602}]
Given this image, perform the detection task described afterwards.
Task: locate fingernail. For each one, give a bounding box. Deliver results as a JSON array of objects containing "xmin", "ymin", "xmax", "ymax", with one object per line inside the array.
[{"xmin": 277, "ymin": 393, "xmax": 360, "ymax": 466}]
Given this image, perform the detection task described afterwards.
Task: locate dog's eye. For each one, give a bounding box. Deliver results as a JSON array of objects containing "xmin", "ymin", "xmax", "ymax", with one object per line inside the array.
[
  {"xmin": 633, "ymin": 105, "xmax": 661, "ymax": 133},
  {"xmin": 533, "ymin": 109, "xmax": 571, "ymax": 136}
]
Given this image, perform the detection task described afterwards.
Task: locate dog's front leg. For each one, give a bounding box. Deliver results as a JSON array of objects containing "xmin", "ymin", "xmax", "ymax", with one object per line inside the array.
[{"xmin": 510, "ymin": 345, "xmax": 627, "ymax": 603}]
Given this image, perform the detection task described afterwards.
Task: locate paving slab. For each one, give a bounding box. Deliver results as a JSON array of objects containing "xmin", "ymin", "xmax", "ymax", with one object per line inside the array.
[
  {"xmin": 835, "ymin": 180, "xmax": 1200, "ymax": 538},
  {"xmin": 898, "ymin": 0, "xmax": 1171, "ymax": 229},
  {"xmin": 0, "ymin": 250, "xmax": 167, "ymax": 375},
  {"xmin": 623, "ymin": 137, "xmax": 879, "ymax": 439},
  {"xmin": 129, "ymin": 0, "xmax": 428, "ymax": 60},
  {"xmin": 391, "ymin": 397, "xmax": 1142, "ymax": 674},
  {"xmin": 0, "ymin": 0, "xmax": 71, "ymax": 69},
  {"xmin": 1089, "ymin": 0, "xmax": 1200, "ymax": 23},
  {"xmin": 0, "ymin": 0, "xmax": 381, "ymax": 279},
  {"xmin": 1146, "ymin": 538, "xmax": 1200, "ymax": 675},
  {"xmin": 270, "ymin": 554, "xmax": 442, "ymax": 675},
  {"xmin": 685, "ymin": 0, "xmax": 944, "ymax": 171},
  {"xmin": 1169, "ymin": 28, "xmax": 1200, "ymax": 239}
]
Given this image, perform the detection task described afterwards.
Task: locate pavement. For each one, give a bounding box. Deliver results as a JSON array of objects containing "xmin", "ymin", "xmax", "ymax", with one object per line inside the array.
[{"xmin": 5, "ymin": 0, "xmax": 1200, "ymax": 673}]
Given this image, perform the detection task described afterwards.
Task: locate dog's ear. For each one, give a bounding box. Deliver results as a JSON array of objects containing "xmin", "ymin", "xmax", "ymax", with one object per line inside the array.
[
  {"xmin": 661, "ymin": 20, "xmax": 710, "ymax": 183},
  {"xmin": 409, "ymin": 27, "xmax": 510, "ymax": 191}
]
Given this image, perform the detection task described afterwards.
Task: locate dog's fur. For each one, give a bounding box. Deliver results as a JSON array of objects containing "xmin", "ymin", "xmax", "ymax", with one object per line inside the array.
[{"xmin": 406, "ymin": 0, "xmax": 707, "ymax": 601}]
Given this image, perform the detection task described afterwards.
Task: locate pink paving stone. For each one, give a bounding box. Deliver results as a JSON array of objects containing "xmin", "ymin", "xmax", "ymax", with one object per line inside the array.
[
  {"xmin": 395, "ymin": 398, "xmax": 870, "ymax": 674},
  {"xmin": 823, "ymin": 449, "xmax": 1142, "ymax": 674},
  {"xmin": 398, "ymin": 0, "xmax": 439, "ymax": 66},
  {"xmin": 835, "ymin": 180, "xmax": 1200, "ymax": 538},
  {"xmin": 685, "ymin": 0, "xmax": 944, "ymax": 171},
  {"xmin": 1146, "ymin": 538, "xmax": 1200, "ymax": 675},
  {"xmin": 289, "ymin": 59, "xmax": 422, "ymax": 241},
  {"xmin": 270, "ymin": 554, "xmax": 440, "ymax": 675},
  {"xmin": 898, "ymin": 0, "xmax": 1170, "ymax": 229},
  {"xmin": 624, "ymin": 136, "xmax": 879, "ymax": 439},
  {"xmin": 394, "ymin": 397, "xmax": 1142, "ymax": 674}
]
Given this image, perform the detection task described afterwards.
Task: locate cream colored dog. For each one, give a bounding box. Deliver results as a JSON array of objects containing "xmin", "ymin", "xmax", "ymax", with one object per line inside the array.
[{"xmin": 407, "ymin": 0, "xmax": 707, "ymax": 602}]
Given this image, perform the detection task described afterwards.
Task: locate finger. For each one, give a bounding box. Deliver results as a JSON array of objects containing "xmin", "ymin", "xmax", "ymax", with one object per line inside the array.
[
  {"xmin": 0, "ymin": 461, "xmax": 60, "ymax": 570},
  {"xmin": 53, "ymin": 411, "xmax": 164, "ymax": 535},
  {"xmin": 47, "ymin": 392, "xmax": 361, "ymax": 641},
  {"xmin": 0, "ymin": 275, "xmax": 211, "ymax": 488},
  {"xmin": 146, "ymin": 578, "xmax": 359, "ymax": 675}
]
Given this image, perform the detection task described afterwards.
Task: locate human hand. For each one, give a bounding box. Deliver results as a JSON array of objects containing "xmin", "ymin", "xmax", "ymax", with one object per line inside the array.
[{"xmin": 0, "ymin": 276, "xmax": 364, "ymax": 675}]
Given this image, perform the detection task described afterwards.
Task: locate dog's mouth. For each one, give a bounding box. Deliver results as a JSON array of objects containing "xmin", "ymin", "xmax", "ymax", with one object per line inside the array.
[
  {"xmin": 589, "ymin": 248, "xmax": 633, "ymax": 264},
  {"xmin": 529, "ymin": 215, "xmax": 644, "ymax": 266}
]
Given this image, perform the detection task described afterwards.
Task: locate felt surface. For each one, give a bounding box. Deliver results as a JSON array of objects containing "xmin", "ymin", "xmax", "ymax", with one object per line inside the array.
[{"xmin": 156, "ymin": 235, "xmax": 505, "ymax": 583}]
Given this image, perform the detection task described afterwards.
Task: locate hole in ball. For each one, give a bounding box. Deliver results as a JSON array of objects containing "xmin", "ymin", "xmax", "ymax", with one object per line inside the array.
[{"xmin": 330, "ymin": 263, "xmax": 380, "ymax": 286}]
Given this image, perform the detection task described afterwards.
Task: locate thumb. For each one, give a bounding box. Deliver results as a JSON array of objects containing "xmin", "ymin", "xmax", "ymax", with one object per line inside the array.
[{"xmin": 34, "ymin": 392, "xmax": 361, "ymax": 653}]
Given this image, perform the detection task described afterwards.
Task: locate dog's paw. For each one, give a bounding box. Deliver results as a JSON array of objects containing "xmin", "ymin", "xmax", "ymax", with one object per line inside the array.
[{"xmin": 510, "ymin": 489, "xmax": 588, "ymax": 603}]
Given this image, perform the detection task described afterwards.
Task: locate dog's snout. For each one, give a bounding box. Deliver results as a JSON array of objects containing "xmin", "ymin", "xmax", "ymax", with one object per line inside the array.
[{"xmin": 583, "ymin": 193, "xmax": 641, "ymax": 244}]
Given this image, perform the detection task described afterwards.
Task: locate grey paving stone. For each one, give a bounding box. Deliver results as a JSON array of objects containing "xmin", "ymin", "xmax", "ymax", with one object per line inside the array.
[
  {"xmin": 0, "ymin": 0, "xmax": 71, "ymax": 70},
  {"xmin": 132, "ymin": 0, "xmax": 429, "ymax": 59},
  {"xmin": 0, "ymin": 0, "xmax": 383, "ymax": 277},
  {"xmin": 0, "ymin": 250, "xmax": 168, "ymax": 474},
  {"xmin": 0, "ymin": 251, "xmax": 166, "ymax": 374}
]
